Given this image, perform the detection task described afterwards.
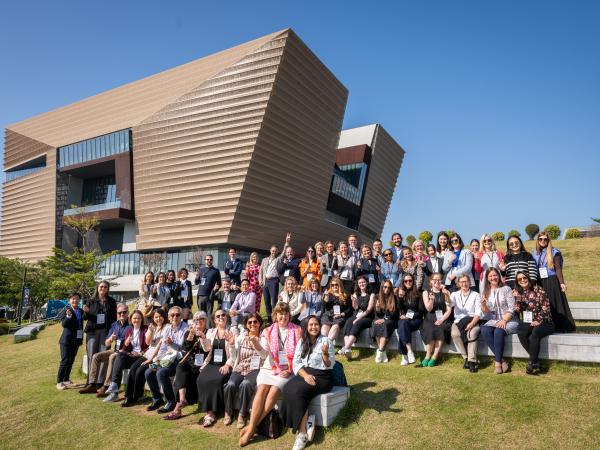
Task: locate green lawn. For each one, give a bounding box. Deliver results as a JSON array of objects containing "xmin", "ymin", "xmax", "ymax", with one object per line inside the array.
[{"xmin": 1, "ymin": 325, "xmax": 600, "ymax": 449}]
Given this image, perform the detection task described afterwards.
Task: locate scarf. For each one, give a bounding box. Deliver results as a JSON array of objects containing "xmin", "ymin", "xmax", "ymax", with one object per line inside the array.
[{"xmin": 267, "ymin": 322, "xmax": 299, "ymax": 375}]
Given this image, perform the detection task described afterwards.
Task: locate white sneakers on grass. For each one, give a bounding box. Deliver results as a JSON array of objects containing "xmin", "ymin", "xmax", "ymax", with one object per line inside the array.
[
  {"xmin": 375, "ymin": 349, "xmax": 389, "ymax": 363},
  {"xmin": 306, "ymin": 414, "xmax": 316, "ymax": 442},
  {"xmin": 401, "ymin": 355, "xmax": 409, "ymax": 366},
  {"xmin": 103, "ymin": 392, "xmax": 119, "ymax": 402},
  {"xmin": 407, "ymin": 351, "xmax": 416, "ymax": 364},
  {"xmin": 293, "ymin": 432, "xmax": 308, "ymax": 450},
  {"xmin": 56, "ymin": 382, "xmax": 67, "ymax": 390}
]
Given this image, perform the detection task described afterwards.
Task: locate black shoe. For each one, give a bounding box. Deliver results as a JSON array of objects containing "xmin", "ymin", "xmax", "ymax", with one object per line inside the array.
[
  {"xmin": 146, "ymin": 399, "xmax": 165, "ymax": 411},
  {"xmin": 526, "ymin": 362, "xmax": 535, "ymax": 375},
  {"xmin": 468, "ymin": 361, "xmax": 478, "ymax": 373},
  {"xmin": 463, "ymin": 359, "xmax": 469, "ymax": 369},
  {"xmin": 157, "ymin": 402, "xmax": 175, "ymax": 414},
  {"xmin": 121, "ymin": 398, "xmax": 135, "ymax": 407}
]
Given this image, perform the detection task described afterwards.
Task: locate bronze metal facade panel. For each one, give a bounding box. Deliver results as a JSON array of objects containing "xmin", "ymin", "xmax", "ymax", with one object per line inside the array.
[
  {"xmin": 0, "ymin": 142, "xmax": 56, "ymax": 261},
  {"xmin": 227, "ymin": 30, "xmax": 349, "ymax": 252},
  {"xmin": 6, "ymin": 30, "xmax": 287, "ymax": 149},
  {"xmin": 358, "ymin": 125, "xmax": 405, "ymax": 240},
  {"xmin": 132, "ymin": 34, "xmax": 290, "ymax": 250},
  {"xmin": 4, "ymin": 129, "xmax": 51, "ymax": 170}
]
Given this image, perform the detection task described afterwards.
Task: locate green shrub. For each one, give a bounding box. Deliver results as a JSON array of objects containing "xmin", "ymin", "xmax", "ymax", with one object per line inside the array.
[
  {"xmin": 525, "ymin": 224, "xmax": 539, "ymax": 240},
  {"xmin": 544, "ymin": 224, "xmax": 561, "ymax": 240},
  {"xmin": 418, "ymin": 231, "xmax": 433, "ymax": 245},
  {"xmin": 446, "ymin": 230, "xmax": 456, "ymax": 238},
  {"xmin": 406, "ymin": 235, "xmax": 416, "ymax": 246},
  {"xmin": 491, "ymin": 231, "xmax": 505, "ymax": 241},
  {"xmin": 565, "ymin": 228, "xmax": 581, "ymax": 239},
  {"xmin": 508, "ymin": 230, "xmax": 521, "ymax": 238},
  {"xmin": 0, "ymin": 323, "xmax": 9, "ymax": 335}
]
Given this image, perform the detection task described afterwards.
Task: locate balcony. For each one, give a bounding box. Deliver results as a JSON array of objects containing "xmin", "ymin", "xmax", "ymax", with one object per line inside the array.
[{"xmin": 63, "ymin": 201, "xmax": 122, "ymax": 216}]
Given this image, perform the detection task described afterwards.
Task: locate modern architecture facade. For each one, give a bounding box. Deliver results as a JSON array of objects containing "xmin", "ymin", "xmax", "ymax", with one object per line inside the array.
[{"xmin": 1, "ymin": 28, "xmax": 404, "ymax": 283}]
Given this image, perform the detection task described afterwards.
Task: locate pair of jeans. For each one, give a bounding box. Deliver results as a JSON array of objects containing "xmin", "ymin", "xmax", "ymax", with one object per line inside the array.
[
  {"xmin": 397, "ymin": 318, "xmax": 422, "ymax": 354},
  {"xmin": 111, "ymin": 353, "xmax": 139, "ymax": 387},
  {"xmin": 517, "ymin": 321, "xmax": 555, "ymax": 364},
  {"xmin": 481, "ymin": 325, "xmax": 508, "ymax": 363},
  {"xmin": 263, "ymin": 278, "xmax": 279, "ymax": 320},
  {"xmin": 145, "ymin": 362, "xmax": 177, "ymax": 403}
]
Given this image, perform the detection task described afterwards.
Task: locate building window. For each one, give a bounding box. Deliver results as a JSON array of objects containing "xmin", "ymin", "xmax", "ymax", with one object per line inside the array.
[
  {"xmin": 4, "ymin": 155, "xmax": 46, "ymax": 182},
  {"xmin": 58, "ymin": 129, "xmax": 131, "ymax": 168}
]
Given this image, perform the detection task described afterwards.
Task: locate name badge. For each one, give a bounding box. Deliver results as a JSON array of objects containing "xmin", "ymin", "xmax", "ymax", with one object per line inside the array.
[
  {"xmin": 307, "ymin": 273, "xmax": 313, "ymax": 281},
  {"xmin": 76, "ymin": 329, "xmax": 83, "ymax": 339},
  {"xmin": 250, "ymin": 355, "xmax": 261, "ymax": 370},
  {"xmin": 116, "ymin": 339, "xmax": 121, "ymax": 350},
  {"xmin": 341, "ymin": 269, "xmax": 350, "ymax": 280},
  {"xmin": 406, "ymin": 310, "xmax": 415, "ymax": 319},
  {"xmin": 284, "ymin": 269, "xmax": 291, "ymax": 277},
  {"xmin": 539, "ymin": 267, "xmax": 549, "ymax": 279},
  {"xmin": 523, "ymin": 311, "xmax": 533, "ymax": 323},
  {"xmin": 333, "ymin": 305, "xmax": 341, "ymax": 315},
  {"xmin": 435, "ymin": 310, "xmax": 443, "ymax": 321},
  {"xmin": 323, "ymin": 269, "xmax": 329, "ymax": 275},
  {"xmin": 222, "ymin": 300, "xmax": 231, "ymax": 311},
  {"xmin": 213, "ymin": 348, "xmax": 224, "ymax": 363},
  {"xmin": 200, "ymin": 277, "xmax": 207, "ymax": 286},
  {"xmin": 368, "ymin": 274, "xmax": 376, "ymax": 283},
  {"xmin": 97, "ymin": 313, "xmax": 105, "ymax": 325},
  {"xmin": 278, "ymin": 351, "xmax": 289, "ymax": 369},
  {"xmin": 194, "ymin": 353, "xmax": 204, "ymax": 366}
]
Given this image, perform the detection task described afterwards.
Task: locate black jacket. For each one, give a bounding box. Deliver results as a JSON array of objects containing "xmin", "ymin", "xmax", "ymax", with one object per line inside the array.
[
  {"xmin": 83, "ymin": 296, "xmax": 117, "ymax": 333},
  {"xmin": 277, "ymin": 257, "xmax": 301, "ymax": 284},
  {"xmin": 59, "ymin": 306, "xmax": 84, "ymax": 346}
]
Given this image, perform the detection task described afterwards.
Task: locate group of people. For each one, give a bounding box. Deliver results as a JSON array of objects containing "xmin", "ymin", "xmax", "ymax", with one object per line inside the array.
[{"xmin": 56, "ymin": 230, "xmax": 576, "ymax": 449}]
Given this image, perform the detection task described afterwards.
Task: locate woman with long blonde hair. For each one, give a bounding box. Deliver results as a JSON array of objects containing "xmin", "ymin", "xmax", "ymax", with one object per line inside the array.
[
  {"xmin": 244, "ymin": 252, "xmax": 262, "ymax": 314},
  {"xmin": 372, "ymin": 280, "xmax": 399, "ymax": 363}
]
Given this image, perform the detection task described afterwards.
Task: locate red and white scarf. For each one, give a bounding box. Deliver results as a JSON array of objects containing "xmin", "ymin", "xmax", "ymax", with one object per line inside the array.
[{"xmin": 267, "ymin": 322, "xmax": 300, "ymax": 375}]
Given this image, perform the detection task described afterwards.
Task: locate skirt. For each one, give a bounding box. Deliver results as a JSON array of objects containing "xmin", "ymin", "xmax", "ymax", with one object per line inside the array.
[
  {"xmin": 321, "ymin": 312, "xmax": 348, "ymax": 328},
  {"xmin": 420, "ymin": 313, "xmax": 451, "ymax": 344},
  {"xmin": 256, "ymin": 367, "xmax": 291, "ymax": 391},
  {"xmin": 540, "ymin": 275, "xmax": 576, "ymax": 333},
  {"xmin": 196, "ymin": 364, "xmax": 230, "ymax": 413},
  {"xmin": 280, "ymin": 368, "xmax": 333, "ymax": 432},
  {"xmin": 373, "ymin": 319, "xmax": 398, "ymax": 339}
]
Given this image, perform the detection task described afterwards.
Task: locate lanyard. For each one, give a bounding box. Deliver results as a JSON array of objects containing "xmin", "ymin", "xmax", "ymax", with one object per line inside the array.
[
  {"xmin": 459, "ymin": 291, "xmax": 471, "ymax": 310},
  {"xmin": 490, "ymin": 290, "xmax": 501, "ymax": 319},
  {"xmin": 278, "ymin": 329, "xmax": 287, "ymax": 349}
]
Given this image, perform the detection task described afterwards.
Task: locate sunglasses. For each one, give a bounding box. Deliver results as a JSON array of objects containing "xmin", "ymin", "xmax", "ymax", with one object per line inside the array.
[
  {"xmin": 330, "ymin": 284, "xmax": 339, "ymax": 287},
  {"xmin": 117, "ymin": 311, "xmax": 128, "ymax": 315},
  {"xmin": 538, "ymin": 237, "xmax": 549, "ymax": 242},
  {"xmin": 247, "ymin": 320, "xmax": 259, "ymax": 325},
  {"xmin": 170, "ymin": 313, "xmax": 181, "ymax": 317},
  {"xmin": 517, "ymin": 277, "xmax": 528, "ymax": 282},
  {"xmin": 509, "ymin": 241, "xmax": 521, "ymax": 247},
  {"xmin": 483, "ymin": 239, "xmax": 492, "ymax": 243},
  {"xmin": 451, "ymin": 239, "xmax": 459, "ymax": 243},
  {"xmin": 215, "ymin": 314, "xmax": 226, "ymax": 318},
  {"xmin": 404, "ymin": 280, "xmax": 414, "ymax": 283}
]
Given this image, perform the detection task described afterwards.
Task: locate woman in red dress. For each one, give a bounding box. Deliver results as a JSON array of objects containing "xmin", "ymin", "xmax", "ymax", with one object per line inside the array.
[{"xmin": 244, "ymin": 252, "xmax": 262, "ymax": 314}]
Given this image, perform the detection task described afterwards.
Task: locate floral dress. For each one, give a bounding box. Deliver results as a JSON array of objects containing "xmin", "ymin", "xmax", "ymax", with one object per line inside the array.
[{"xmin": 246, "ymin": 263, "xmax": 262, "ymax": 313}]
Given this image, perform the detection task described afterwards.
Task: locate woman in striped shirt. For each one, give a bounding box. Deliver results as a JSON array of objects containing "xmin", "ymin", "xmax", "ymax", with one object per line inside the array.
[{"xmin": 501, "ymin": 235, "xmax": 537, "ymax": 288}]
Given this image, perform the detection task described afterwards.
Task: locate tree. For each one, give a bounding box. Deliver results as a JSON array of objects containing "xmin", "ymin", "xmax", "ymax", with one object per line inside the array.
[
  {"xmin": 446, "ymin": 230, "xmax": 456, "ymax": 238},
  {"xmin": 406, "ymin": 235, "xmax": 416, "ymax": 246},
  {"xmin": 418, "ymin": 231, "xmax": 433, "ymax": 245},
  {"xmin": 0, "ymin": 256, "xmax": 23, "ymax": 307},
  {"xmin": 140, "ymin": 252, "xmax": 167, "ymax": 274},
  {"xmin": 544, "ymin": 224, "xmax": 561, "ymax": 240},
  {"xmin": 491, "ymin": 231, "xmax": 505, "ymax": 241},
  {"xmin": 592, "ymin": 217, "xmax": 600, "ymax": 224},
  {"xmin": 508, "ymin": 230, "xmax": 521, "ymax": 238},
  {"xmin": 188, "ymin": 247, "xmax": 204, "ymax": 271},
  {"xmin": 525, "ymin": 224, "xmax": 540, "ymax": 240},
  {"xmin": 43, "ymin": 214, "xmax": 117, "ymax": 299},
  {"xmin": 565, "ymin": 228, "xmax": 581, "ymax": 239}
]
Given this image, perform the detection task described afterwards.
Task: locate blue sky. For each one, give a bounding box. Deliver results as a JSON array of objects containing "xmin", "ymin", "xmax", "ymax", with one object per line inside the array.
[{"xmin": 1, "ymin": 0, "xmax": 599, "ymax": 244}]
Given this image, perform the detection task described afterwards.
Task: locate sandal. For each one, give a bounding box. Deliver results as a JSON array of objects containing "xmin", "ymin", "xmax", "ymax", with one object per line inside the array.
[
  {"xmin": 203, "ymin": 414, "xmax": 216, "ymax": 428},
  {"xmin": 236, "ymin": 416, "xmax": 246, "ymax": 429},
  {"xmin": 223, "ymin": 414, "xmax": 232, "ymax": 426},
  {"xmin": 164, "ymin": 410, "xmax": 182, "ymax": 421}
]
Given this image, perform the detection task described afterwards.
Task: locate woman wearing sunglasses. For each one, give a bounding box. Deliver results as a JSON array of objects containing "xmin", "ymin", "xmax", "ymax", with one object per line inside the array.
[
  {"xmin": 530, "ymin": 232, "xmax": 576, "ymax": 333},
  {"xmin": 512, "ymin": 271, "xmax": 555, "ymax": 374},
  {"xmin": 420, "ymin": 273, "xmax": 452, "ymax": 367},
  {"xmin": 320, "ymin": 277, "xmax": 353, "ymax": 341},
  {"xmin": 339, "ymin": 276, "xmax": 375, "ymax": 358},
  {"xmin": 442, "ymin": 233, "xmax": 474, "ymax": 292},
  {"xmin": 224, "ymin": 313, "xmax": 265, "ymax": 428},
  {"xmin": 477, "ymin": 234, "xmax": 505, "ymax": 292},
  {"xmin": 299, "ymin": 246, "xmax": 322, "ymax": 289},
  {"xmin": 399, "ymin": 247, "xmax": 424, "ymax": 291},
  {"xmin": 239, "ymin": 302, "xmax": 301, "ymax": 447},
  {"xmin": 373, "ymin": 280, "xmax": 400, "ymax": 363},
  {"xmin": 335, "ymin": 241, "xmax": 357, "ymax": 298},
  {"xmin": 502, "ymin": 235, "xmax": 538, "ymax": 288},
  {"xmin": 163, "ymin": 311, "xmax": 209, "ymax": 419},
  {"xmin": 397, "ymin": 274, "xmax": 425, "ymax": 365},
  {"xmin": 195, "ymin": 309, "xmax": 237, "ymax": 427},
  {"xmin": 379, "ymin": 250, "xmax": 400, "ymax": 290}
]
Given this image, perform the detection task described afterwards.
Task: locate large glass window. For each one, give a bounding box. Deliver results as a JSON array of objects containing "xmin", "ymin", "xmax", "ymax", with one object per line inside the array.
[
  {"xmin": 4, "ymin": 155, "xmax": 47, "ymax": 182},
  {"xmin": 58, "ymin": 129, "xmax": 131, "ymax": 168},
  {"xmin": 330, "ymin": 162, "xmax": 368, "ymax": 206}
]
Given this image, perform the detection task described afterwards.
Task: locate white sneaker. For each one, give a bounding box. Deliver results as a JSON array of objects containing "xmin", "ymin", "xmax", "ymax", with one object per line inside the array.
[
  {"xmin": 103, "ymin": 392, "xmax": 119, "ymax": 402},
  {"xmin": 106, "ymin": 382, "xmax": 119, "ymax": 393},
  {"xmin": 407, "ymin": 351, "xmax": 416, "ymax": 364},
  {"xmin": 337, "ymin": 348, "xmax": 345, "ymax": 356},
  {"xmin": 56, "ymin": 382, "xmax": 66, "ymax": 390},
  {"xmin": 293, "ymin": 432, "xmax": 308, "ymax": 450},
  {"xmin": 306, "ymin": 414, "xmax": 316, "ymax": 442},
  {"xmin": 400, "ymin": 355, "xmax": 409, "ymax": 366},
  {"xmin": 375, "ymin": 349, "xmax": 382, "ymax": 363},
  {"xmin": 382, "ymin": 351, "xmax": 389, "ymax": 363}
]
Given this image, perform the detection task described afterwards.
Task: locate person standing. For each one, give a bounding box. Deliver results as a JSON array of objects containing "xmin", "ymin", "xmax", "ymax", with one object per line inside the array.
[
  {"xmin": 277, "ymin": 244, "xmax": 302, "ymax": 286},
  {"xmin": 224, "ymin": 248, "xmax": 244, "ymax": 288},
  {"xmin": 450, "ymin": 275, "xmax": 482, "ymax": 373},
  {"xmin": 442, "ymin": 233, "xmax": 474, "ymax": 292},
  {"xmin": 335, "ymin": 241, "xmax": 357, "ymax": 298},
  {"xmin": 356, "ymin": 244, "xmax": 380, "ymax": 293},
  {"xmin": 478, "ymin": 234, "xmax": 505, "ymax": 292},
  {"xmin": 531, "ymin": 232, "xmax": 576, "ymax": 333},
  {"xmin": 387, "ymin": 232, "xmax": 404, "ymax": 263},
  {"xmin": 176, "ymin": 268, "xmax": 193, "ymax": 321},
  {"xmin": 319, "ymin": 240, "xmax": 336, "ymax": 289},
  {"xmin": 260, "ymin": 233, "xmax": 292, "ymax": 323},
  {"xmin": 501, "ymin": 235, "xmax": 538, "ymax": 288},
  {"xmin": 195, "ymin": 255, "xmax": 222, "ymax": 324},
  {"xmin": 244, "ymin": 252, "xmax": 262, "ymax": 314},
  {"xmin": 373, "ymin": 238, "xmax": 385, "ymax": 266},
  {"xmin": 299, "ymin": 246, "xmax": 322, "ymax": 289},
  {"xmin": 348, "ymin": 234, "xmax": 360, "ymax": 259},
  {"xmin": 56, "ymin": 292, "xmax": 84, "ymax": 390},
  {"xmin": 229, "ymin": 279, "xmax": 257, "ymax": 327},
  {"xmin": 423, "ymin": 244, "xmax": 444, "ymax": 292}
]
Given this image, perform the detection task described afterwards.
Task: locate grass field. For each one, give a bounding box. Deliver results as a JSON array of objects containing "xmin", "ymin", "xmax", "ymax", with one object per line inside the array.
[
  {"xmin": 497, "ymin": 237, "xmax": 600, "ymax": 302},
  {"xmin": 1, "ymin": 324, "xmax": 600, "ymax": 449}
]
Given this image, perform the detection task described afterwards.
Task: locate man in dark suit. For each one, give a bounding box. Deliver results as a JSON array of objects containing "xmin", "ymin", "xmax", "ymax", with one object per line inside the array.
[{"xmin": 56, "ymin": 292, "xmax": 84, "ymax": 390}]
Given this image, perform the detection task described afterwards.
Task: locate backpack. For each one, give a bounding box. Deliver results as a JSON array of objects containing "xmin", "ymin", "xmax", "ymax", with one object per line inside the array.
[{"xmin": 331, "ymin": 361, "xmax": 348, "ymax": 387}]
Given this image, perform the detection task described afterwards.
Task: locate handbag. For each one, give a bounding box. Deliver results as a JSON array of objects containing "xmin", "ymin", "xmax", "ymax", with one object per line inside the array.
[
  {"xmin": 256, "ymin": 408, "xmax": 283, "ymax": 439},
  {"xmin": 159, "ymin": 349, "xmax": 178, "ymax": 368}
]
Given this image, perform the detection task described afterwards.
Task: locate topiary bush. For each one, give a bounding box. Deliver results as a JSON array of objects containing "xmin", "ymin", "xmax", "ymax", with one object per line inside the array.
[
  {"xmin": 418, "ymin": 231, "xmax": 433, "ymax": 245},
  {"xmin": 565, "ymin": 228, "xmax": 581, "ymax": 239},
  {"xmin": 491, "ymin": 231, "xmax": 505, "ymax": 241},
  {"xmin": 446, "ymin": 230, "xmax": 456, "ymax": 238},
  {"xmin": 508, "ymin": 230, "xmax": 521, "ymax": 238},
  {"xmin": 525, "ymin": 224, "xmax": 539, "ymax": 240},
  {"xmin": 406, "ymin": 235, "xmax": 416, "ymax": 246},
  {"xmin": 543, "ymin": 224, "xmax": 561, "ymax": 240}
]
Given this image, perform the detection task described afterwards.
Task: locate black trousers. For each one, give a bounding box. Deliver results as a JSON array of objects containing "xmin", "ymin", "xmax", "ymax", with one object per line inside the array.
[
  {"xmin": 124, "ymin": 357, "xmax": 148, "ymax": 401},
  {"xmin": 517, "ymin": 322, "xmax": 555, "ymax": 364},
  {"xmin": 223, "ymin": 370, "xmax": 259, "ymax": 417},
  {"xmin": 111, "ymin": 353, "xmax": 140, "ymax": 386},
  {"xmin": 264, "ymin": 278, "xmax": 279, "ymax": 321},
  {"xmin": 57, "ymin": 343, "xmax": 79, "ymax": 383}
]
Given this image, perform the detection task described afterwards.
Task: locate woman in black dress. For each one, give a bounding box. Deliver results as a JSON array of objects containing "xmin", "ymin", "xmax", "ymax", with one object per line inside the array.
[
  {"xmin": 372, "ymin": 280, "xmax": 399, "ymax": 364},
  {"xmin": 195, "ymin": 309, "xmax": 237, "ymax": 427},
  {"xmin": 356, "ymin": 244, "xmax": 380, "ymax": 293},
  {"xmin": 339, "ymin": 276, "xmax": 375, "ymax": 358},
  {"xmin": 420, "ymin": 273, "xmax": 452, "ymax": 367},
  {"xmin": 163, "ymin": 311, "xmax": 209, "ymax": 419},
  {"xmin": 397, "ymin": 274, "xmax": 425, "ymax": 366},
  {"xmin": 280, "ymin": 316, "xmax": 335, "ymax": 449},
  {"xmin": 320, "ymin": 277, "xmax": 353, "ymax": 341}
]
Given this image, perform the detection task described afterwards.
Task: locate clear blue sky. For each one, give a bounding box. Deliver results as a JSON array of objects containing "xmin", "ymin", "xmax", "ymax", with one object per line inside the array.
[{"xmin": 1, "ymin": 0, "xmax": 599, "ymax": 244}]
